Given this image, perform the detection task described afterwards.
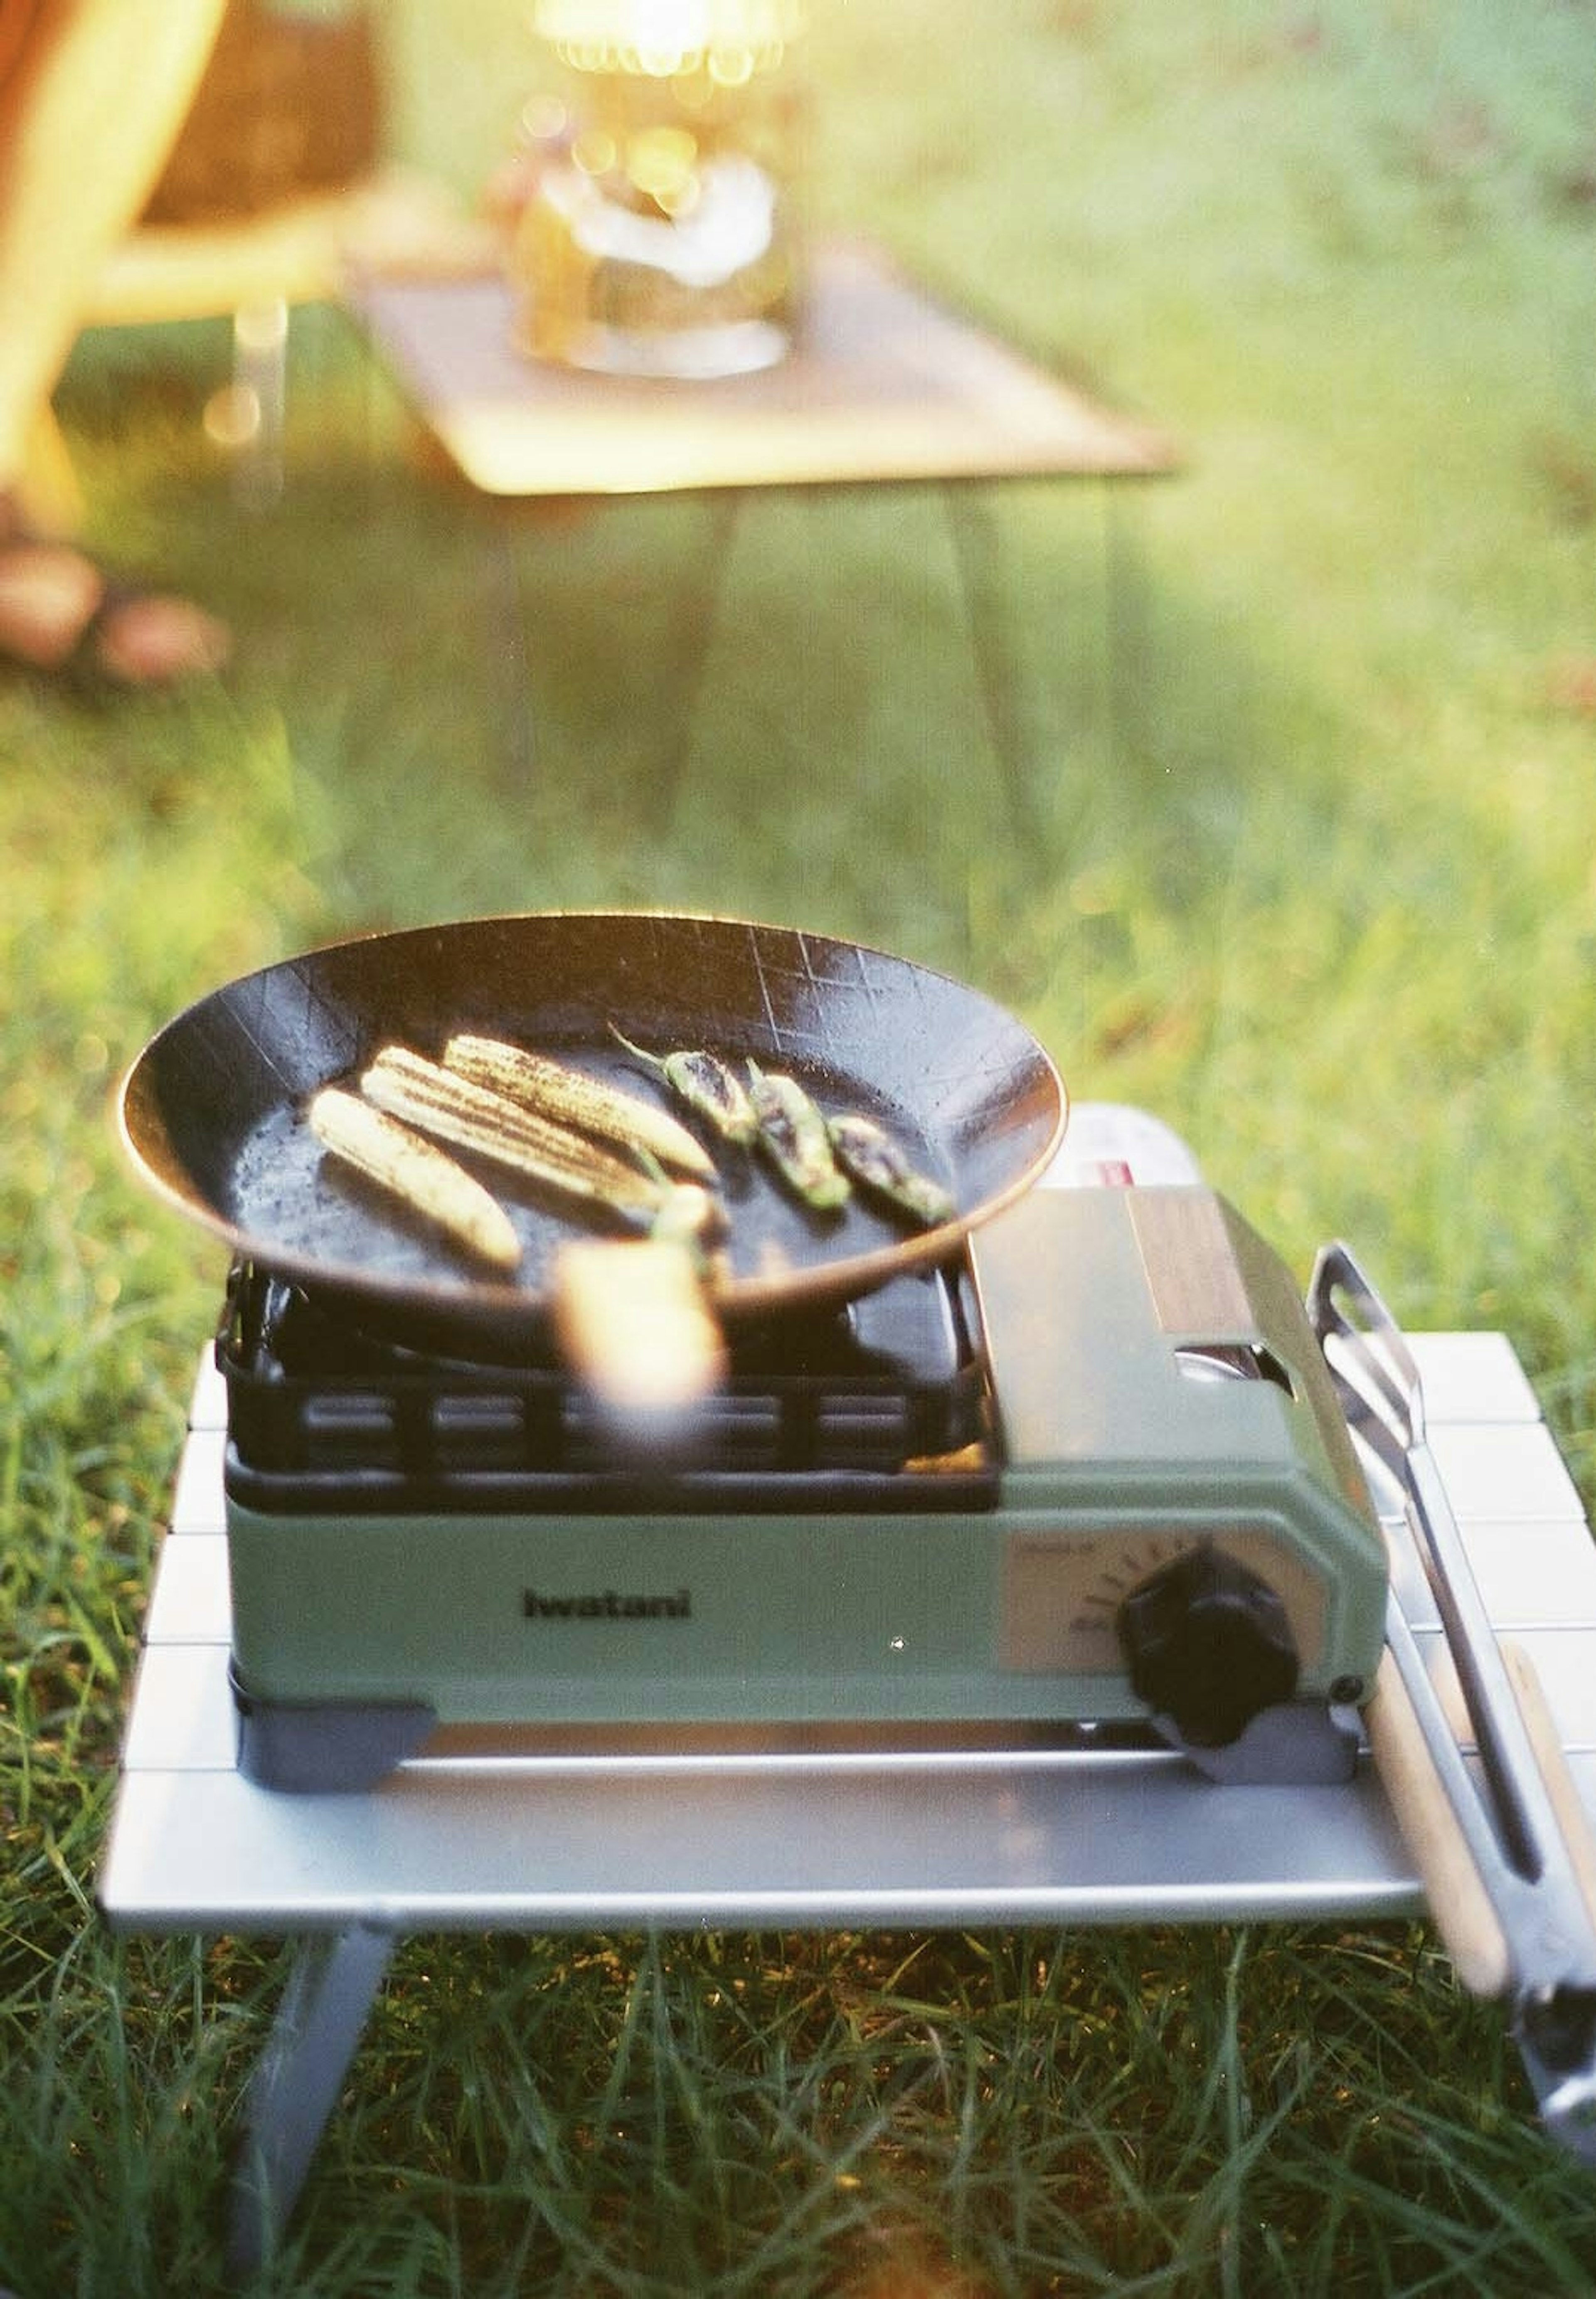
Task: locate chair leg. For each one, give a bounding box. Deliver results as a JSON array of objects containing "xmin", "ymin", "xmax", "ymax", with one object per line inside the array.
[
  {"xmin": 651, "ymin": 488, "xmax": 740, "ymax": 828},
  {"xmin": 16, "ymin": 404, "xmax": 86, "ymax": 535},
  {"xmin": 211, "ymin": 294, "xmax": 290, "ymax": 506}
]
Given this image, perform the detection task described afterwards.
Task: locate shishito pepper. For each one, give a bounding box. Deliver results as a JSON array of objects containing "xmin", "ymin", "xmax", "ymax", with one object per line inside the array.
[
  {"xmin": 745, "ymin": 1061, "xmax": 851, "ymax": 1213},
  {"xmin": 608, "ymin": 1026, "xmax": 760, "ymax": 1147},
  {"xmin": 827, "ymin": 1110, "xmax": 956, "ymax": 1228}
]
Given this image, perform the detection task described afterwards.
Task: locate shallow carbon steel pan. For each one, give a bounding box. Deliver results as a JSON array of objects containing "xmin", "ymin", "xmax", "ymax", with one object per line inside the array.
[{"xmin": 117, "ymin": 912, "xmax": 1066, "ymax": 1352}]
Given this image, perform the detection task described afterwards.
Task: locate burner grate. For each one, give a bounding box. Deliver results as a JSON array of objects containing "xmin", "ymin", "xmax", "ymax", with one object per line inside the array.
[{"xmin": 218, "ymin": 1262, "xmax": 997, "ymax": 1514}]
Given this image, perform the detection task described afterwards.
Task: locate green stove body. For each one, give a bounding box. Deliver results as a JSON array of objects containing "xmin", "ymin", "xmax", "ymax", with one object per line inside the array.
[{"xmin": 221, "ymin": 1186, "xmax": 1389, "ymax": 1791}]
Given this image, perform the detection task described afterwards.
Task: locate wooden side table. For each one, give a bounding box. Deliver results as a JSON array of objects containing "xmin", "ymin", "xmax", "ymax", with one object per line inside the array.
[{"xmin": 345, "ymin": 238, "xmax": 1178, "ymax": 827}]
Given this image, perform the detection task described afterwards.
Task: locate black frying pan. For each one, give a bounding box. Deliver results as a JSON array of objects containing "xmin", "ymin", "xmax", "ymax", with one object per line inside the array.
[{"xmin": 118, "ymin": 912, "xmax": 1066, "ymax": 1362}]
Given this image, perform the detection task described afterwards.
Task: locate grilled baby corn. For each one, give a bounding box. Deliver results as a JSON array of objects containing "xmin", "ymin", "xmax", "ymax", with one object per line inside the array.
[
  {"xmin": 442, "ymin": 1032, "xmax": 717, "ymax": 1181},
  {"xmin": 308, "ymin": 1087, "xmax": 522, "ymax": 1271},
  {"xmin": 361, "ymin": 1045, "xmax": 668, "ymax": 1227}
]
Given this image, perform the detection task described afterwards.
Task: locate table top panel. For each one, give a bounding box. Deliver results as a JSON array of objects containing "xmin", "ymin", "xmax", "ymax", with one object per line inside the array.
[
  {"xmin": 347, "ymin": 239, "xmax": 1177, "ymax": 499},
  {"xmin": 99, "ymin": 1331, "xmax": 1596, "ymax": 1936}
]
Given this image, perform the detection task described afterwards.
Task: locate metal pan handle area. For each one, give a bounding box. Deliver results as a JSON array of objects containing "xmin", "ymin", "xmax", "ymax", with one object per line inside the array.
[{"xmin": 1309, "ymin": 1241, "xmax": 1596, "ymax": 2163}]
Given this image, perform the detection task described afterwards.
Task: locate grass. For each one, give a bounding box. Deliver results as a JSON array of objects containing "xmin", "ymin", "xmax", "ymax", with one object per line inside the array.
[{"xmin": 4, "ymin": 0, "xmax": 1596, "ymax": 2287}]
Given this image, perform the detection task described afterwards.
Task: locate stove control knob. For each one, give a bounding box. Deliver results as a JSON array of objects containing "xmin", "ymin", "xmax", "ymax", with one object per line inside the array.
[{"xmin": 1116, "ymin": 1545, "xmax": 1299, "ymax": 1748}]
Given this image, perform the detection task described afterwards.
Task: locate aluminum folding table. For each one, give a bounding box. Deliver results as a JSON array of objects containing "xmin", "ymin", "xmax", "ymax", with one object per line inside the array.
[{"xmin": 99, "ymin": 1326, "xmax": 1596, "ymax": 2274}]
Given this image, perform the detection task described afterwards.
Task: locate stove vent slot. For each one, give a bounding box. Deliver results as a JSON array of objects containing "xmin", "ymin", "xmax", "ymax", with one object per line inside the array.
[
  {"xmin": 813, "ymin": 1394, "xmax": 911, "ymax": 1469},
  {"xmin": 301, "ymin": 1392, "xmax": 403, "ymax": 1471},
  {"xmin": 557, "ymin": 1391, "xmax": 622, "ymax": 1475},
  {"xmin": 430, "ymin": 1392, "xmax": 532, "ymax": 1473},
  {"xmin": 717, "ymin": 1393, "xmax": 785, "ymax": 1468}
]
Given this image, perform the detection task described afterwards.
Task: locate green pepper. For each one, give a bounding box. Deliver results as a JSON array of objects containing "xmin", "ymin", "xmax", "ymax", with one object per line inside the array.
[
  {"xmin": 608, "ymin": 1026, "xmax": 759, "ymax": 1147},
  {"xmin": 827, "ymin": 1110, "xmax": 955, "ymax": 1228},
  {"xmin": 746, "ymin": 1062, "xmax": 851, "ymax": 1213}
]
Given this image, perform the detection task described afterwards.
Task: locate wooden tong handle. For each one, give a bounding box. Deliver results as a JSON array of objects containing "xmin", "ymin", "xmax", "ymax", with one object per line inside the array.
[
  {"xmin": 1369, "ymin": 1635, "xmax": 1596, "ymax": 2001},
  {"xmin": 1364, "ymin": 1644, "xmax": 1513, "ymax": 1998},
  {"xmin": 1500, "ymin": 1639, "xmax": 1596, "ymax": 1936}
]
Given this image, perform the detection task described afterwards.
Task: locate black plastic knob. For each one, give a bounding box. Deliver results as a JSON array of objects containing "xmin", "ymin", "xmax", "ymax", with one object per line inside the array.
[{"xmin": 1116, "ymin": 1545, "xmax": 1299, "ymax": 1748}]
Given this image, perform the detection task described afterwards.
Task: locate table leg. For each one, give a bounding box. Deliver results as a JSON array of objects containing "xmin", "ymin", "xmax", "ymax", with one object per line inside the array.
[
  {"xmin": 488, "ymin": 525, "xmax": 541, "ymax": 789},
  {"xmin": 649, "ymin": 489, "xmax": 741, "ymax": 828},
  {"xmin": 489, "ymin": 491, "xmax": 739, "ymax": 823},
  {"xmin": 226, "ymin": 1920, "xmax": 395, "ymax": 2280},
  {"xmin": 1103, "ymin": 484, "xmax": 1151, "ymax": 774},
  {"xmin": 942, "ymin": 480, "xmax": 1045, "ymax": 848}
]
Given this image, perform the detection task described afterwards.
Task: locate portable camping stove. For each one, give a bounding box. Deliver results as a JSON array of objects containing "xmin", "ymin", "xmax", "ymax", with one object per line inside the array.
[{"xmin": 219, "ymin": 1182, "xmax": 1389, "ymax": 1794}]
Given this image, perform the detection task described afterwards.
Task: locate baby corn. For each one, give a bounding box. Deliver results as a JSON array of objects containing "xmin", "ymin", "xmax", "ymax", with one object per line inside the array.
[
  {"xmin": 361, "ymin": 1045, "xmax": 667, "ymax": 1227},
  {"xmin": 308, "ymin": 1087, "xmax": 522, "ymax": 1271},
  {"xmin": 442, "ymin": 1032, "xmax": 717, "ymax": 1181}
]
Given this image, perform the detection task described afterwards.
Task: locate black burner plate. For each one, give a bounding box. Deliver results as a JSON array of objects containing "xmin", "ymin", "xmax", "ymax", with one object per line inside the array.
[{"xmin": 218, "ymin": 1258, "xmax": 998, "ymax": 1515}]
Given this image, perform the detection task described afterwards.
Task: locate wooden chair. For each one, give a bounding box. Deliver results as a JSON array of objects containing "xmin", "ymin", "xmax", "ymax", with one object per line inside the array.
[
  {"xmin": 80, "ymin": 173, "xmax": 493, "ymax": 500},
  {"xmin": 67, "ymin": 2, "xmax": 493, "ymax": 502}
]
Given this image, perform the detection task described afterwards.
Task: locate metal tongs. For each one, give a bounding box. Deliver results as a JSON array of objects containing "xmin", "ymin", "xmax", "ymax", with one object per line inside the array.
[{"xmin": 1308, "ymin": 1241, "xmax": 1596, "ymax": 2163}]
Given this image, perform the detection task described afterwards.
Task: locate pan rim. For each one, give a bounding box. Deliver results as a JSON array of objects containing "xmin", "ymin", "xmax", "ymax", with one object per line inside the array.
[{"xmin": 116, "ymin": 907, "xmax": 1069, "ymax": 1325}]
